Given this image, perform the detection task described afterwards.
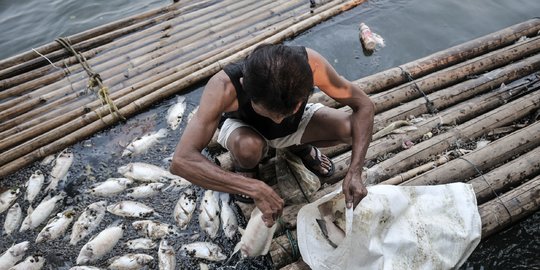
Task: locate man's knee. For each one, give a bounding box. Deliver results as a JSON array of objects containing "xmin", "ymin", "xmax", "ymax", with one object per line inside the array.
[
  {"xmin": 336, "ymin": 115, "xmax": 353, "ymax": 144},
  {"xmin": 229, "ymin": 133, "xmax": 266, "ymax": 168}
]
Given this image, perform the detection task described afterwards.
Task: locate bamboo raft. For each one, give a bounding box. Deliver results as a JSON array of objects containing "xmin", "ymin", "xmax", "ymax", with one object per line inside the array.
[{"xmin": 0, "ymin": 0, "xmax": 539, "ymax": 268}]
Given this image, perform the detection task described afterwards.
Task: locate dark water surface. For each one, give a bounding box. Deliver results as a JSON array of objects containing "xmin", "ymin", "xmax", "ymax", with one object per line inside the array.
[{"xmin": 1, "ymin": 0, "xmax": 539, "ymax": 269}]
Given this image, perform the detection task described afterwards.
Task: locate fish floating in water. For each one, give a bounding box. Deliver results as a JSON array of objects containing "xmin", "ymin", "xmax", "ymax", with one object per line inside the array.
[
  {"xmin": 199, "ymin": 190, "xmax": 220, "ymax": 239},
  {"xmin": 122, "ymin": 128, "xmax": 168, "ymax": 157},
  {"xmin": 0, "ymin": 188, "xmax": 20, "ymax": 214},
  {"xmin": 173, "ymin": 188, "xmax": 197, "ymax": 230},
  {"xmin": 77, "ymin": 223, "xmax": 124, "ymax": 265},
  {"xmin": 219, "ymin": 192, "xmax": 238, "ymax": 239},
  {"xmin": 167, "ymin": 96, "xmax": 187, "ymax": 130},
  {"xmin": 180, "ymin": 242, "xmax": 227, "ymax": 262},
  {"xmin": 25, "ymin": 170, "xmax": 44, "ymax": 204},
  {"xmin": 20, "ymin": 194, "xmax": 64, "ymax": 232},
  {"xmin": 0, "ymin": 241, "xmax": 29, "ymax": 269},
  {"xmin": 9, "ymin": 254, "xmax": 45, "ymax": 270},
  {"xmin": 70, "ymin": 201, "xmax": 107, "ymax": 245},
  {"xmin": 107, "ymin": 201, "xmax": 155, "ymax": 218},
  {"xmin": 35, "ymin": 208, "xmax": 75, "ymax": 243},
  {"xmin": 3, "ymin": 203, "xmax": 22, "ymax": 236},
  {"xmin": 125, "ymin": 182, "xmax": 165, "ymax": 199},
  {"xmin": 108, "ymin": 253, "xmax": 153, "ymax": 270},
  {"xmin": 45, "ymin": 148, "xmax": 74, "ymax": 192},
  {"xmin": 118, "ymin": 162, "xmax": 181, "ymax": 183},
  {"xmin": 132, "ymin": 220, "xmax": 178, "ymax": 240},
  {"xmin": 125, "ymin": 238, "xmax": 156, "ymax": 250},
  {"xmin": 232, "ymin": 207, "xmax": 277, "ymax": 258},
  {"xmin": 88, "ymin": 178, "xmax": 133, "ymax": 197},
  {"xmin": 158, "ymin": 239, "xmax": 176, "ymax": 270}
]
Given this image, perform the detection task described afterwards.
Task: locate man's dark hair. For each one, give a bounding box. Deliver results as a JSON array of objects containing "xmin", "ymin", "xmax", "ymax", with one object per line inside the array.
[{"xmin": 243, "ymin": 44, "xmax": 314, "ymax": 115}]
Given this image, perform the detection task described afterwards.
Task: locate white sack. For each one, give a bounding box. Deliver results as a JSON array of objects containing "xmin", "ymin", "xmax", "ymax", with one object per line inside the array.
[{"xmin": 298, "ymin": 183, "xmax": 481, "ymax": 270}]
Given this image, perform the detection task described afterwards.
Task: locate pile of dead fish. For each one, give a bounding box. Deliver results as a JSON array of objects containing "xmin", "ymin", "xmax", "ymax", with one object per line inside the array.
[{"xmin": 0, "ymin": 96, "xmax": 271, "ymax": 269}]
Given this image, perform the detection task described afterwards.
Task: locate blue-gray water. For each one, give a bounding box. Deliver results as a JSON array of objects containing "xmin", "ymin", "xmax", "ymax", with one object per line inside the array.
[{"xmin": 0, "ymin": 0, "xmax": 539, "ymax": 269}]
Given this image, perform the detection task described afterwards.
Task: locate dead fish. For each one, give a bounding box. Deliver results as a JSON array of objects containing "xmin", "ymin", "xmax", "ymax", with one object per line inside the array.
[
  {"xmin": 107, "ymin": 201, "xmax": 155, "ymax": 218},
  {"xmin": 45, "ymin": 148, "xmax": 74, "ymax": 192},
  {"xmin": 25, "ymin": 170, "xmax": 44, "ymax": 204},
  {"xmin": 9, "ymin": 255, "xmax": 45, "ymax": 270},
  {"xmin": 180, "ymin": 242, "xmax": 226, "ymax": 262},
  {"xmin": 76, "ymin": 223, "xmax": 124, "ymax": 265},
  {"xmin": 199, "ymin": 190, "xmax": 220, "ymax": 239},
  {"xmin": 316, "ymin": 199, "xmax": 346, "ymax": 248},
  {"xmin": 35, "ymin": 209, "xmax": 75, "ymax": 243},
  {"xmin": 219, "ymin": 193, "xmax": 238, "ymax": 239},
  {"xmin": 0, "ymin": 241, "xmax": 29, "ymax": 269},
  {"xmin": 122, "ymin": 128, "xmax": 168, "ymax": 157},
  {"xmin": 88, "ymin": 178, "xmax": 133, "ymax": 197},
  {"xmin": 125, "ymin": 182, "xmax": 164, "ymax": 199},
  {"xmin": 108, "ymin": 253, "xmax": 153, "ymax": 270},
  {"xmin": 232, "ymin": 207, "xmax": 277, "ymax": 258},
  {"xmin": 20, "ymin": 194, "xmax": 64, "ymax": 232},
  {"xmin": 0, "ymin": 188, "xmax": 20, "ymax": 214},
  {"xmin": 118, "ymin": 162, "xmax": 181, "ymax": 183},
  {"xmin": 173, "ymin": 188, "xmax": 197, "ymax": 229},
  {"xmin": 125, "ymin": 238, "xmax": 156, "ymax": 250},
  {"xmin": 70, "ymin": 201, "xmax": 107, "ymax": 245},
  {"xmin": 167, "ymin": 96, "xmax": 187, "ymax": 130},
  {"xmin": 3, "ymin": 203, "xmax": 22, "ymax": 236},
  {"xmin": 158, "ymin": 239, "xmax": 176, "ymax": 270},
  {"xmin": 163, "ymin": 177, "xmax": 192, "ymax": 192},
  {"xmin": 132, "ymin": 220, "xmax": 178, "ymax": 240},
  {"xmin": 40, "ymin": 155, "xmax": 55, "ymax": 166}
]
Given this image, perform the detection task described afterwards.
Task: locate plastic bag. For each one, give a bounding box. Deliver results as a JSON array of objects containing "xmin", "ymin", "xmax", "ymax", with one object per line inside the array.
[{"xmin": 297, "ymin": 183, "xmax": 481, "ymax": 270}]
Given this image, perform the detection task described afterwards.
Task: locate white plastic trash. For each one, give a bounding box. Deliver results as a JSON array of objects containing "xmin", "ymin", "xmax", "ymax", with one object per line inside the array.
[{"xmin": 297, "ymin": 183, "xmax": 481, "ymax": 270}]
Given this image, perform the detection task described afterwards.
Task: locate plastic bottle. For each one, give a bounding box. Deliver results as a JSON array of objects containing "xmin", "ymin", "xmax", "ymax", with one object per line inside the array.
[{"xmin": 359, "ymin": 23, "xmax": 376, "ymax": 51}]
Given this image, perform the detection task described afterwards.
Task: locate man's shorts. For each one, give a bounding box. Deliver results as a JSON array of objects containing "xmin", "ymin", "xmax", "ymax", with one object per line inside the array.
[{"xmin": 217, "ymin": 103, "xmax": 324, "ymax": 152}]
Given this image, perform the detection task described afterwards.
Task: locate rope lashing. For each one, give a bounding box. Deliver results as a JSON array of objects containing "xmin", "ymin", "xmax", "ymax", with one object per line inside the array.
[
  {"xmin": 398, "ymin": 66, "xmax": 437, "ymax": 114},
  {"xmin": 55, "ymin": 37, "xmax": 125, "ymax": 122}
]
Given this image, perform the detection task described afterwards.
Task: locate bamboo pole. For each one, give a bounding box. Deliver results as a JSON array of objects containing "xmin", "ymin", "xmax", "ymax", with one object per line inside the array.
[
  {"xmin": 0, "ymin": 1, "xmax": 308, "ymax": 138},
  {"xmin": 380, "ymin": 154, "xmax": 451, "ymax": 185},
  {"xmin": 0, "ymin": 0, "xmax": 229, "ymax": 92},
  {"xmin": 270, "ymin": 230, "xmax": 299, "ymax": 269},
  {"xmin": 470, "ymin": 146, "xmax": 540, "ymax": 204},
  {"xmin": 0, "ymin": 1, "xmax": 187, "ymax": 71},
  {"xmin": 479, "ymin": 175, "xmax": 540, "ymax": 239},
  {"xmin": 365, "ymin": 91, "xmax": 540, "ymax": 184},
  {"xmin": 0, "ymin": 0, "xmax": 280, "ymax": 114},
  {"xmin": 0, "ymin": 0, "xmax": 207, "ymax": 80},
  {"xmin": 0, "ymin": 0, "xmax": 368, "ymax": 177},
  {"xmin": 354, "ymin": 18, "xmax": 540, "ymax": 95},
  {"xmin": 400, "ymin": 122, "xmax": 540, "ymax": 186},
  {"xmin": 369, "ymin": 36, "xmax": 540, "ymax": 114}
]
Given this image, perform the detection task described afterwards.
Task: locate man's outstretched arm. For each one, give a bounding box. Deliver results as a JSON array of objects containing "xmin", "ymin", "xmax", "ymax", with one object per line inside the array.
[{"xmin": 307, "ymin": 48, "xmax": 375, "ymax": 209}]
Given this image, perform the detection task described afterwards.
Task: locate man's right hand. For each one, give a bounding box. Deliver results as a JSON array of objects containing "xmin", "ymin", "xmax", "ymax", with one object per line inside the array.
[{"xmin": 252, "ymin": 181, "xmax": 284, "ymax": 227}]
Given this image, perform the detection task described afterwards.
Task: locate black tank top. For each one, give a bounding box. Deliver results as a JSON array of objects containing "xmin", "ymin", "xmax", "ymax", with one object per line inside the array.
[{"xmin": 222, "ymin": 46, "xmax": 310, "ymax": 140}]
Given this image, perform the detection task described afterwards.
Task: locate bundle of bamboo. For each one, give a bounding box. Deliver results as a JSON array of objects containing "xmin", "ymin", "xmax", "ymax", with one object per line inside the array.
[{"xmin": 0, "ymin": 0, "xmax": 372, "ymax": 178}]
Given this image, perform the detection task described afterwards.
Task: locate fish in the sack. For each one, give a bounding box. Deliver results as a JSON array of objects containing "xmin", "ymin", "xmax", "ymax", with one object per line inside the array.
[
  {"xmin": 316, "ymin": 195, "xmax": 346, "ymax": 248},
  {"xmin": 232, "ymin": 207, "xmax": 277, "ymax": 258}
]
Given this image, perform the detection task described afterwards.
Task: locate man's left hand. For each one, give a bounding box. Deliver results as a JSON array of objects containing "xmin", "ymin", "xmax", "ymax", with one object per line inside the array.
[{"xmin": 343, "ymin": 171, "xmax": 368, "ymax": 209}]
